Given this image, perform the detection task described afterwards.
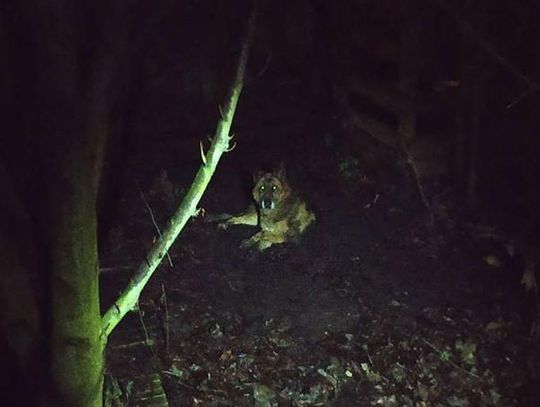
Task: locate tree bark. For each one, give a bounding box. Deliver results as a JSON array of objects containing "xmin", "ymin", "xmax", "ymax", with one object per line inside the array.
[
  {"xmin": 45, "ymin": 135, "xmax": 105, "ymax": 407},
  {"xmin": 0, "ymin": 1, "xmax": 123, "ymax": 404}
]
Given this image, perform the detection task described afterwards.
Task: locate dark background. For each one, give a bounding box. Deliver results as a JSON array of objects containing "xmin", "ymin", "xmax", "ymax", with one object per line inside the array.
[
  {"xmin": 2, "ymin": 0, "xmax": 539, "ymax": 229},
  {"xmin": 2, "ymin": 0, "xmax": 540, "ymax": 404}
]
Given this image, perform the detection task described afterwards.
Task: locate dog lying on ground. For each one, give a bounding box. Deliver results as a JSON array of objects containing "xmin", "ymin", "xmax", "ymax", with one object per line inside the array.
[{"xmin": 207, "ymin": 165, "xmax": 315, "ymax": 251}]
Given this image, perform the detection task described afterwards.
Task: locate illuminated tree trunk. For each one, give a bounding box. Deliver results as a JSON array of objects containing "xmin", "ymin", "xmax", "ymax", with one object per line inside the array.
[
  {"xmin": 44, "ymin": 123, "xmax": 106, "ymax": 407},
  {"xmin": 0, "ymin": 1, "xmax": 116, "ymax": 403}
]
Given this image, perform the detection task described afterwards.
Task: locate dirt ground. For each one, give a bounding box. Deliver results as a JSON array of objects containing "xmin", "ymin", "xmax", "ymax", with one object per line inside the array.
[
  {"xmin": 100, "ymin": 114, "xmax": 539, "ymax": 406},
  {"xmin": 99, "ymin": 64, "xmax": 540, "ymax": 405}
]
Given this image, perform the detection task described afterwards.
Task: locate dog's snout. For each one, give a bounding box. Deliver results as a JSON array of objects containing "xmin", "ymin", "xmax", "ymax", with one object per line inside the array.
[{"xmin": 260, "ymin": 196, "xmax": 275, "ymax": 210}]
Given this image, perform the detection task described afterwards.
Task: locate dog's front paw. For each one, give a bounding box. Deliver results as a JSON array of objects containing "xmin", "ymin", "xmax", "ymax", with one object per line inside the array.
[
  {"xmin": 240, "ymin": 237, "xmax": 255, "ymax": 249},
  {"xmin": 256, "ymin": 240, "xmax": 273, "ymax": 251},
  {"xmin": 241, "ymin": 235, "xmax": 273, "ymax": 251},
  {"xmin": 218, "ymin": 221, "xmax": 229, "ymax": 230}
]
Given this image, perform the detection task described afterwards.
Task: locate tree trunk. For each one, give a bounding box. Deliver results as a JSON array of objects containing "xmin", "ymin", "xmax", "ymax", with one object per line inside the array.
[{"xmin": 43, "ymin": 113, "xmax": 107, "ymax": 406}]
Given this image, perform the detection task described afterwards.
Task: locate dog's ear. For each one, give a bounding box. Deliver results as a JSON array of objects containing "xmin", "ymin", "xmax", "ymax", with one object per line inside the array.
[
  {"xmin": 253, "ymin": 170, "xmax": 265, "ymax": 183},
  {"xmin": 275, "ymin": 162, "xmax": 286, "ymax": 180}
]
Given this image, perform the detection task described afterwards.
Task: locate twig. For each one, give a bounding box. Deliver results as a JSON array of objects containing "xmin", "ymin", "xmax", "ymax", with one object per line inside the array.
[
  {"xmin": 111, "ymin": 340, "xmax": 154, "ymax": 350},
  {"xmin": 139, "ymin": 190, "xmax": 173, "ymax": 267},
  {"xmin": 506, "ymin": 88, "xmax": 535, "ymax": 109},
  {"xmin": 395, "ymin": 362, "xmax": 413, "ymax": 374},
  {"xmin": 160, "ymin": 284, "xmax": 170, "ymax": 354},
  {"xmin": 364, "ymin": 344, "xmax": 375, "ymax": 367},
  {"xmin": 420, "ymin": 338, "xmax": 480, "ymax": 379},
  {"xmin": 137, "ymin": 305, "xmax": 153, "ymax": 351},
  {"xmin": 99, "ymin": 266, "xmax": 133, "ymax": 273},
  {"xmin": 251, "ymin": 51, "xmax": 272, "ymax": 81},
  {"xmin": 199, "ymin": 140, "xmax": 207, "ymax": 165},
  {"xmin": 436, "ymin": 0, "xmax": 540, "ymax": 94},
  {"xmin": 364, "ymin": 345, "xmax": 389, "ymax": 383},
  {"xmin": 401, "ymin": 142, "xmax": 435, "ymax": 227}
]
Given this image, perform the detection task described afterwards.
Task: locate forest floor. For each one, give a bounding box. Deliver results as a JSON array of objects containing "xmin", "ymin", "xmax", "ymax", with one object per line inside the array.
[
  {"xmin": 101, "ymin": 130, "xmax": 539, "ymax": 406},
  {"xmin": 100, "ymin": 81, "xmax": 540, "ymax": 406}
]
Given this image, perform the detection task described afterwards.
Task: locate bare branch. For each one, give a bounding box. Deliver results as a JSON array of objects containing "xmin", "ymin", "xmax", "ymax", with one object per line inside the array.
[
  {"xmin": 140, "ymin": 190, "xmax": 173, "ymax": 267},
  {"xmin": 436, "ymin": 0, "xmax": 540, "ymax": 94},
  {"xmin": 100, "ymin": 0, "xmax": 259, "ymax": 341}
]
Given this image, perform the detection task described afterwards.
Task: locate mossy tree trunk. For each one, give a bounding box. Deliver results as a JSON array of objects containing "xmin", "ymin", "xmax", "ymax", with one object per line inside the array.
[
  {"xmin": 44, "ymin": 125, "xmax": 105, "ymax": 407},
  {"xmin": 35, "ymin": 1, "xmax": 126, "ymax": 403},
  {"xmin": 1, "ymin": 1, "xmax": 126, "ymax": 405}
]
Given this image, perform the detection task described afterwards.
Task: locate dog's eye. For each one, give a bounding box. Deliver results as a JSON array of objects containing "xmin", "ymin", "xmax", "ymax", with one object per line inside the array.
[
  {"xmin": 260, "ymin": 185, "xmax": 265, "ymax": 191},
  {"xmin": 272, "ymin": 185, "xmax": 277, "ymax": 191}
]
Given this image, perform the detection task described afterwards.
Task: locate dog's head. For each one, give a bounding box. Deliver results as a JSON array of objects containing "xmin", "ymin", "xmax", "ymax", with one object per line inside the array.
[{"xmin": 252, "ymin": 165, "xmax": 290, "ymax": 212}]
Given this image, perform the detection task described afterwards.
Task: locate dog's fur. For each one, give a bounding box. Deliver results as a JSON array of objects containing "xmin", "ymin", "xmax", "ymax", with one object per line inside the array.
[{"xmin": 211, "ymin": 166, "xmax": 315, "ymax": 251}]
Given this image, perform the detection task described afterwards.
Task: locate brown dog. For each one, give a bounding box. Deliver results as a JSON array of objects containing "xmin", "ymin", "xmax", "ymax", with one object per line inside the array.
[{"xmin": 211, "ymin": 166, "xmax": 315, "ymax": 251}]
